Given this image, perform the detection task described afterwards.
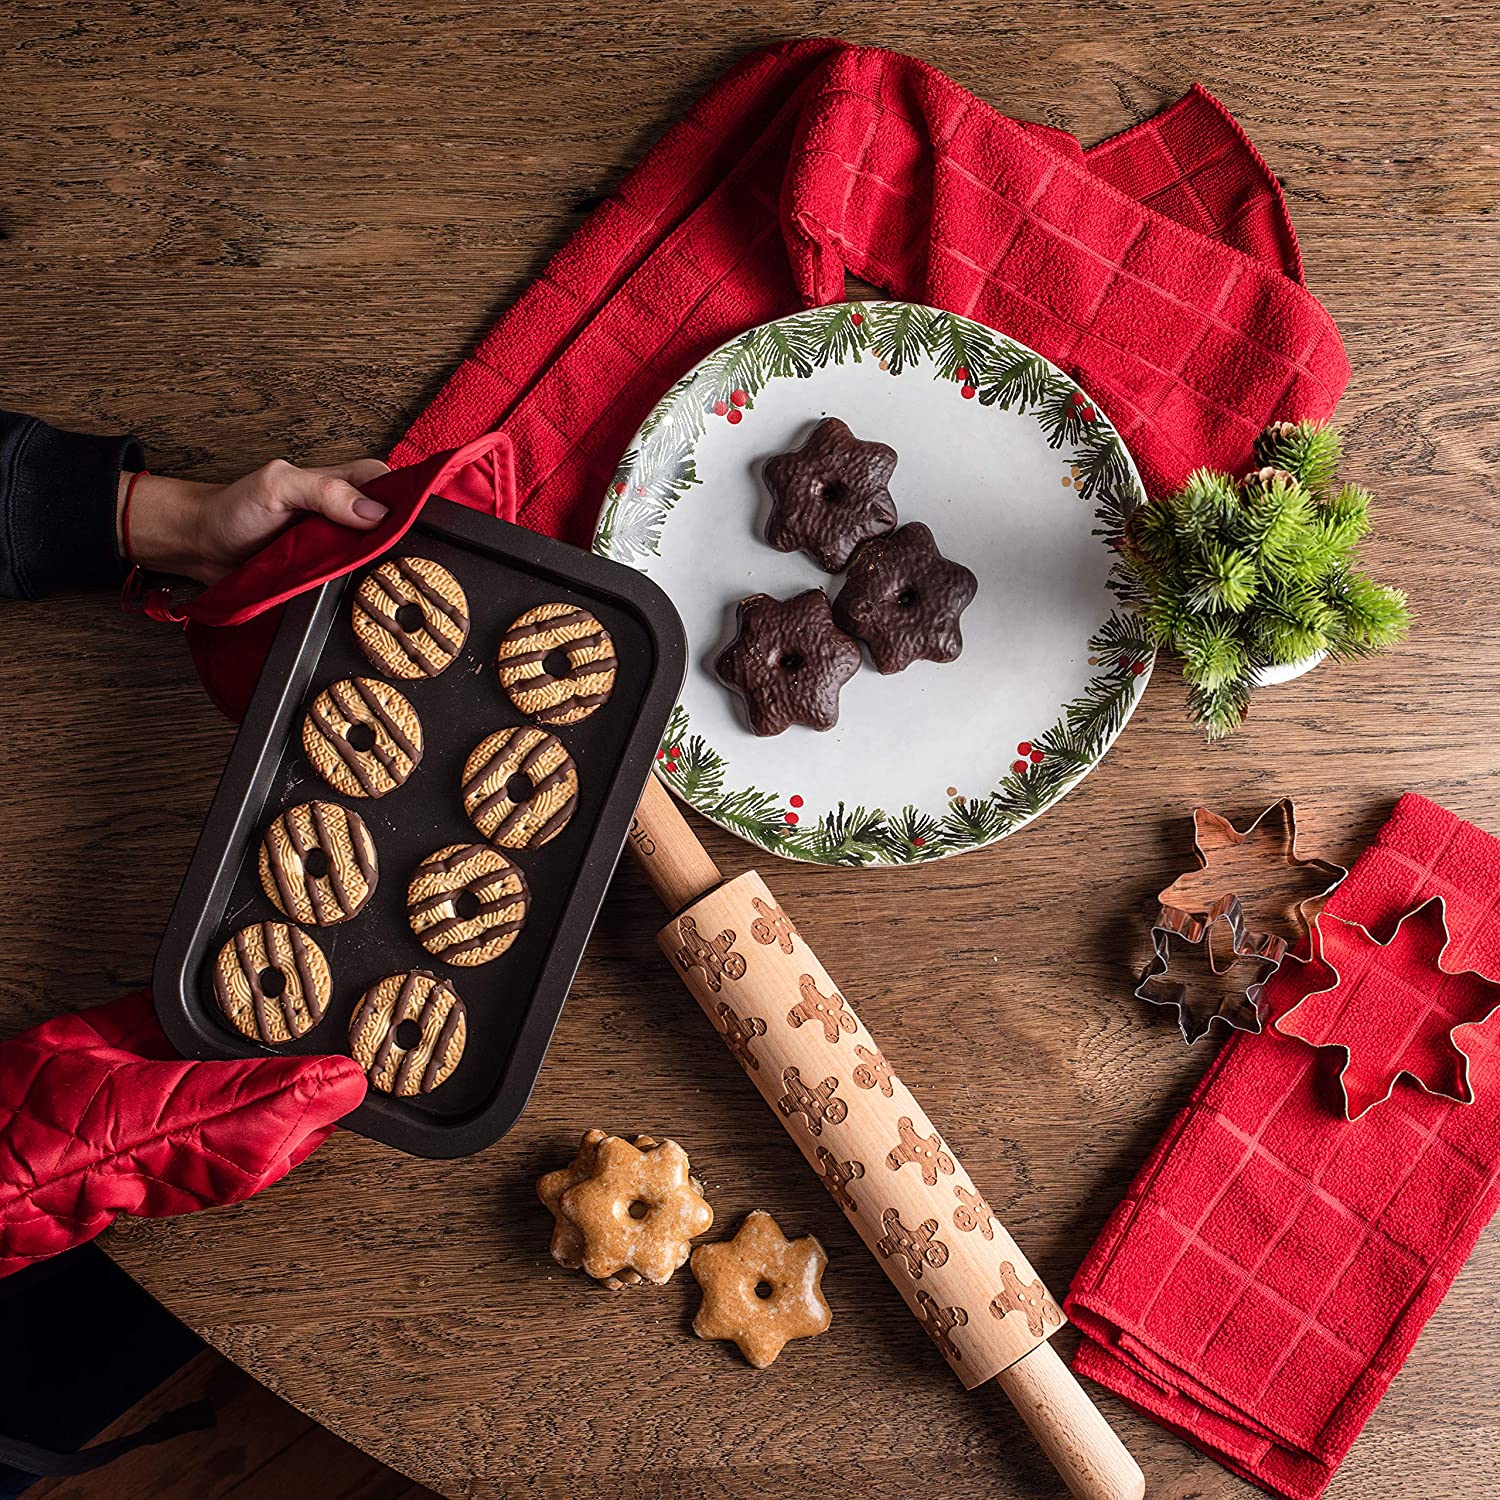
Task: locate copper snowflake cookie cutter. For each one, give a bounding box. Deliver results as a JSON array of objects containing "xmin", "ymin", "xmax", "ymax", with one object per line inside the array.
[
  {"xmin": 1139, "ymin": 800, "xmax": 1347, "ymax": 1044},
  {"xmin": 1270, "ymin": 894, "xmax": 1500, "ymax": 1121}
]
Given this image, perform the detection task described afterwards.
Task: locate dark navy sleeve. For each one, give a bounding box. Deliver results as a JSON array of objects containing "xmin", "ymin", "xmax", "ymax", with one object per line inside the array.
[{"xmin": 0, "ymin": 409, "xmax": 142, "ymax": 599}]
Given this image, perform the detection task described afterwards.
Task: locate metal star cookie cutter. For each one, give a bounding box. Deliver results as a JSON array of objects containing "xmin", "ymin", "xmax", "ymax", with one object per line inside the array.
[
  {"xmin": 1270, "ymin": 894, "xmax": 1500, "ymax": 1121},
  {"xmin": 1157, "ymin": 799, "xmax": 1348, "ymax": 952},
  {"xmin": 1135, "ymin": 893, "xmax": 1288, "ymax": 1044}
]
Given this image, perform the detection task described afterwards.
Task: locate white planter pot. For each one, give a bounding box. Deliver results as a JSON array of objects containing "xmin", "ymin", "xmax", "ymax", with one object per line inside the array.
[{"xmin": 1251, "ymin": 651, "xmax": 1327, "ymax": 688}]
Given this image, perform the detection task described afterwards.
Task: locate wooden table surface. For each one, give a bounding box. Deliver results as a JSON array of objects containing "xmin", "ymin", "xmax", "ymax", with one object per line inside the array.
[{"xmin": 3, "ymin": 4, "xmax": 1498, "ymax": 1497}]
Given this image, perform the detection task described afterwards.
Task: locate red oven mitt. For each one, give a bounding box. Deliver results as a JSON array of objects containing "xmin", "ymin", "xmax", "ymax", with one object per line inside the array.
[{"xmin": 0, "ymin": 994, "xmax": 367, "ymax": 1277}]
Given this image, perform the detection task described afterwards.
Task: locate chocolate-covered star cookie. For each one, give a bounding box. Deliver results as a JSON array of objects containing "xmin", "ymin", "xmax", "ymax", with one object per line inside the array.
[
  {"xmin": 833, "ymin": 522, "xmax": 978, "ymax": 674},
  {"xmin": 762, "ymin": 418, "xmax": 898, "ymax": 571},
  {"xmin": 715, "ymin": 590, "xmax": 861, "ymax": 736}
]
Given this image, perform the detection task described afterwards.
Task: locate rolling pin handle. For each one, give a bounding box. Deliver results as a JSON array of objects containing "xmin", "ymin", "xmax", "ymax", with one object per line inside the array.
[{"xmin": 994, "ymin": 1341, "xmax": 1145, "ymax": 1500}]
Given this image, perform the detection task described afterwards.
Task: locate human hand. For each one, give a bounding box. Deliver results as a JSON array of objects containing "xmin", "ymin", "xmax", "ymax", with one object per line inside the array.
[{"xmin": 118, "ymin": 456, "xmax": 391, "ymax": 585}]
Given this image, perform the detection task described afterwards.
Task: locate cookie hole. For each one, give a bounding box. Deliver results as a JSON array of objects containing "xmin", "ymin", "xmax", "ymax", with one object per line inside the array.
[
  {"xmin": 754, "ymin": 1280, "xmax": 774, "ymax": 1300},
  {"xmin": 778, "ymin": 651, "xmax": 804, "ymax": 674},
  {"xmin": 394, "ymin": 1019, "xmax": 423, "ymax": 1050},
  {"xmin": 453, "ymin": 889, "xmax": 481, "ymax": 921},
  {"xmin": 302, "ymin": 848, "xmax": 330, "ymax": 880},
  {"xmin": 394, "ymin": 602, "xmax": 425, "ymax": 633},
  {"xmin": 345, "ymin": 721, "xmax": 377, "ymax": 753},
  {"xmin": 542, "ymin": 647, "xmax": 573, "ymax": 681},
  {"xmin": 627, "ymin": 1199, "xmax": 651, "ymax": 1220},
  {"xmin": 820, "ymin": 480, "xmax": 847, "ymax": 505},
  {"xmin": 505, "ymin": 773, "xmax": 536, "ymax": 805},
  {"xmin": 896, "ymin": 588, "xmax": 920, "ymax": 609},
  {"xmin": 257, "ymin": 967, "xmax": 286, "ymax": 998}
]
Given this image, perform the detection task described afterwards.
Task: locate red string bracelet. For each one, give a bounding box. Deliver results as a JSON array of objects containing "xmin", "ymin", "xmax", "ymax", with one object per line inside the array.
[{"xmin": 118, "ymin": 470, "xmax": 187, "ymax": 624}]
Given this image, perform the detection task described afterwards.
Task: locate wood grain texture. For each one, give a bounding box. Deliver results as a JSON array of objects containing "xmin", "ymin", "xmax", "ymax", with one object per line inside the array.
[{"xmin": 2, "ymin": 3, "xmax": 1499, "ymax": 1497}]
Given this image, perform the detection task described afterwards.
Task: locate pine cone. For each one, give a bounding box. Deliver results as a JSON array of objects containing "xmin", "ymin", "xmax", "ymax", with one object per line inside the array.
[
  {"xmin": 1242, "ymin": 464, "xmax": 1296, "ymax": 492},
  {"xmin": 1253, "ymin": 421, "xmax": 1299, "ymax": 467}
]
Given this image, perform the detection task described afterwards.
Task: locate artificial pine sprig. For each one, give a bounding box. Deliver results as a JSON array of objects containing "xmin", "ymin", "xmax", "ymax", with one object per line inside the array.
[{"xmin": 1120, "ymin": 421, "xmax": 1409, "ymax": 739}]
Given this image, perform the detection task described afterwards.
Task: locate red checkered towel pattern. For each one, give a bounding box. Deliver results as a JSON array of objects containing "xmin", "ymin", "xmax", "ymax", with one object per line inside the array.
[
  {"xmin": 391, "ymin": 38, "xmax": 1348, "ymax": 546},
  {"xmin": 1066, "ymin": 794, "xmax": 1500, "ymax": 1500}
]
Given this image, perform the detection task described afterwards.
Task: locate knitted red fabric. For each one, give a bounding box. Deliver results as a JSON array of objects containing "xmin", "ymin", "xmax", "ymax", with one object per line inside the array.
[
  {"xmin": 391, "ymin": 39, "xmax": 1346, "ymax": 545},
  {"xmin": 1066, "ymin": 795, "xmax": 1500, "ymax": 1500}
]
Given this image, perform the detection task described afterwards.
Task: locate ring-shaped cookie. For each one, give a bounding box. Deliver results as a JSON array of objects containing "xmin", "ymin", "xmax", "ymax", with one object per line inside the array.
[
  {"xmin": 353, "ymin": 555, "xmax": 469, "ymax": 679},
  {"xmin": 407, "ymin": 842, "xmax": 531, "ymax": 966},
  {"xmin": 462, "ymin": 726, "xmax": 579, "ymax": 850},
  {"xmin": 213, "ymin": 920, "xmax": 331, "ymax": 1045},
  {"xmin": 348, "ymin": 970, "xmax": 467, "ymax": 1096},
  {"xmin": 258, "ymin": 800, "xmax": 378, "ymax": 926},
  {"xmin": 497, "ymin": 602, "xmax": 617, "ymax": 725},
  {"xmin": 301, "ymin": 676, "xmax": 423, "ymax": 798}
]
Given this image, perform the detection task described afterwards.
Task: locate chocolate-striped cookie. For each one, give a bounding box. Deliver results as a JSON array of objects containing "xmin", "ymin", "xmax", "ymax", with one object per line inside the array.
[
  {"xmin": 462, "ymin": 726, "xmax": 579, "ymax": 850},
  {"xmin": 407, "ymin": 842, "xmax": 531, "ymax": 966},
  {"xmin": 349, "ymin": 970, "xmax": 467, "ymax": 1096},
  {"xmin": 496, "ymin": 602, "xmax": 617, "ymax": 725},
  {"xmin": 213, "ymin": 921, "xmax": 331, "ymax": 1045},
  {"xmin": 353, "ymin": 555, "xmax": 469, "ymax": 679},
  {"xmin": 258, "ymin": 800, "xmax": 378, "ymax": 926},
  {"xmin": 301, "ymin": 676, "xmax": 423, "ymax": 798}
]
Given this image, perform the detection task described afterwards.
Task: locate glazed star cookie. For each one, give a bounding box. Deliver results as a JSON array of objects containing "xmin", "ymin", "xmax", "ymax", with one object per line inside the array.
[
  {"xmin": 258, "ymin": 801, "xmax": 377, "ymax": 926},
  {"xmin": 833, "ymin": 522, "xmax": 978, "ymax": 674},
  {"xmin": 213, "ymin": 920, "xmax": 331, "ymax": 1045},
  {"xmin": 301, "ymin": 676, "xmax": 423, "ymax": 798},
  {"xmin": 691, "ymin": 1210, "xmax": 832, "ymax": 1368},
  {"xmin": 763, "ymin": 417, "xmax": 898, "ymax": 571},
  {"xmin": 537, "ymin": 1129, "xmax": 714, "ymax": 1287},
  {"xmin": 462, "ymin": 726, "xmax": 579, "ymax": 849},
  {"xmin": 497, "ymin": 602, "xmax": 617, "ymax": 726},
  {"xmin": 715, "ymin": 590, "xmax": 861, "ymax": 736},
  {"xmin": 348, "ymin": 970, "xmax": 467, "ymax": 1096},
  {"xmin": 407, "ymin": 842, "xmax": 530, "ymax": 966},
  {"xmin": 352, "ymin": 555, "xmax": 469, "ymax": 679}
]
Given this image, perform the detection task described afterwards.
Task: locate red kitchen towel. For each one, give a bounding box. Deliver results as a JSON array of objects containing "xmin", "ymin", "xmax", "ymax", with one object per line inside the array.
[
  {"xmin": 0, "ymin": 993, "xmax": 367, "ymax": 1277},
  {"xmin": 391, "ymin": 37, "xmax": 1347, "ymax": 547},
  {"xmin": 1065, "ymin": 794, "xmax": 1500, "ymax": 1500}
]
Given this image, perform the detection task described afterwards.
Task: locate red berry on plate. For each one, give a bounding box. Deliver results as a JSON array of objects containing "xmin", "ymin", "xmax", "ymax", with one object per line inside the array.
[
  {"xmin": 1016, "ymin": 741, "xmax": 1031, "ymax": 756},
  {"xmin": 789, "ymin": 795, "xmax": 804, "ymax": 808},
  {"xmin": 961, "ymin": 385, "xmax": 976, "ymax": 399},
  {"xmin": 912, "ymin": 836, "xmax": 926, "ymax": 847},
  {"xmin": 729, "ymin": 389, "xmax": 748, "ymax": 407},
  {"xmin": 656, "ymin": 749, "xmax": 666, "ymax": 760},
  {"xmin": 1131, "ymin": 660, "xmax": 1146, "ymax": 675},
  {"xmin": 784, "ymin": 811, "xmax": 799, "ymax": 826},
  {"xmin": 1072, "ymin": 391, "xmax": 1086, "ymax": 407},
  {"xmin": 1029, "ymin": 749, "xmax": 1044, "ymax": 764},
  {"xmin": 1083, "ymin": 407, "xmax": 1097, "ymax": 421},
  {"xmin": 613, "ymin": 481, "xmax": 626, "ymax": 495},
  {"xmin": 850, "ymin": 311, "xmax": 863, "ymax": 325},
  {"xmin": 954, "ymin": 366, "xmax": 969, "ymax": 383},
  {"xmin": 1012, "ymin": 759, "xmax": 1028, "ymax": 774},
  {"xmin": 727, "ymin": 408, "xmax": 743, "ymax": 424},
  {"xmin": 713, "ymin": 400, "xmax": 728, "ymax": 416}
]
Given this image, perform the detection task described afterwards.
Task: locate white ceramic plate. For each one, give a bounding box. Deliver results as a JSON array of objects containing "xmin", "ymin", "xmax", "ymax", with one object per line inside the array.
[{"xmin": 594, "ymin": 301, "xmax": 1153, "ymax": 866}]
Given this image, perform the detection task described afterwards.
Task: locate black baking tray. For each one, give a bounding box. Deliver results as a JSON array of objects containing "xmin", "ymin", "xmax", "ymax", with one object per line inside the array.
[{"xmin": 154, "ymin": 498, "xmax": 686, "ymax": 1158}]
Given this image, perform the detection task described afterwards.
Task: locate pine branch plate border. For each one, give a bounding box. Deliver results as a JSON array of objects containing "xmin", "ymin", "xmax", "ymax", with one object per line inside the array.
[{"xmin": 594, "ymin": 301, "xmax": 1153, "ymax": 867}]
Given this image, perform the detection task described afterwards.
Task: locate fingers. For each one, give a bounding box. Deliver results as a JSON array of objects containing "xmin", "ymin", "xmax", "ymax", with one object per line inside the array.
[{"xmin": 276, "ymin": 458, "xmax": 392, "ymax": 529}]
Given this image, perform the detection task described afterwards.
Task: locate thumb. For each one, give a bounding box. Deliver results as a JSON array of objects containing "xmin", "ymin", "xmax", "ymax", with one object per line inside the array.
[{"xmin": 288, "ymin": 460, "xmax": 392, "ymax": 529}]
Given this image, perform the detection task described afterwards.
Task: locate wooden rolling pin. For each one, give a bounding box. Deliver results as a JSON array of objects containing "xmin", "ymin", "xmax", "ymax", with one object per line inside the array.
[{"xmin": 626, "ymin": 774, "xmax": 1145, "ymax": 1500}]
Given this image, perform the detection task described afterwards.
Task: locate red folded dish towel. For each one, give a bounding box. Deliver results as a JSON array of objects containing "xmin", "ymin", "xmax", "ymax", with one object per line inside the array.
[
  {"xmin": 391, "ymin": 37, "xmax": 1347, "ymax": 547},
  {"xmin": 1066, "ymin": 793, "xmax": 1500, "ymax": 1500}
]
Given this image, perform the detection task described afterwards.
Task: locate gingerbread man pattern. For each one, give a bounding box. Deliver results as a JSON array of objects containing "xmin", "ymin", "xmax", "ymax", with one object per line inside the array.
[
  {"xmin": 874, "ymin": 1206, "xmax": 950, "ymax": 1279},
  {"xmin": 952, "ymin": 1185, "xmax": 998, "ymax": 1240},
  {"xmin": 776, "ymin": 1066, "xmax": 847, "ymax": 1135},
  {"xmin": 914, "ymin": 1290, "xmax": 969, "ymax": 1363},
  {"xmin": 852, "ymin": 1043, "xmax": 894, "ymax": 1096},
  {"xmin": 750, "ymin": 896, "xmax": 798, "ymax": 954},
  {"xmin": 990, "ymin": 1260, "xmax": 1063, "ymax": 1339},
  {"xmin": 813, "ymin": 1146, "xmax": 865, "ymax": 1215},
  {"xmin": 671, "ymin": 915, "xmax": 747, "ymax": 993},
  {"xmin": 787, "ymin": 974, "xmax": 858, "ymax": 1044},
  {"xmin": 714, "ymin": 1000, "xmax": 767, "ymax": 1070},
  {"xmin": 886, "ymin": 1116, "xmax": 956, "ymax": 1185}
]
